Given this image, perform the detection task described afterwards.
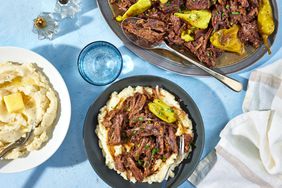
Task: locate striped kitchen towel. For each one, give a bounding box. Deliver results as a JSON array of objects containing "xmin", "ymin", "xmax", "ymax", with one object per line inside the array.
[{"xmin": 190, "ymin": 59, "xmax": 282, "ymax": 188}]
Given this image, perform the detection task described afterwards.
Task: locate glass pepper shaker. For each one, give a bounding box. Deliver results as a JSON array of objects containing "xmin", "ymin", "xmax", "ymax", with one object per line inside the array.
[{"xmin": 32, "ymin": 12, "xmax": 59, "ymax": 40}]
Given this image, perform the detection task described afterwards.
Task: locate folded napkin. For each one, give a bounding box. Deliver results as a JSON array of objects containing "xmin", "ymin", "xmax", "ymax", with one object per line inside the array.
[{"xmin": 195, "ymin": 59, "xmax": 282, "ymax": 188}]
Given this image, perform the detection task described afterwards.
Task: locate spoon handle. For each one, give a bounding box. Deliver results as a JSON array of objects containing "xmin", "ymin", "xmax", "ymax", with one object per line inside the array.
[
  {"xmin": 0, "ymin": 141, "xmax": 20, "ymax": 159},
  {"xmin": 0, "ymin": 125, "xmax": 35, "ymax": 159},
  {"xmin": 161, "ymin": 179, "xmax": 168, "ymax": 188},
  {"xmin": 160, "ymin": 43, "xmax": 243, "ymax": 92}
]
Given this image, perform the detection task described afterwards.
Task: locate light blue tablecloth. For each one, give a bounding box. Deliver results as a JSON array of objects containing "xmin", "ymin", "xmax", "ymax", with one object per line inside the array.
[{"xmin": 0, "ymin": 0, "xmax": 281, "ymax": 187}]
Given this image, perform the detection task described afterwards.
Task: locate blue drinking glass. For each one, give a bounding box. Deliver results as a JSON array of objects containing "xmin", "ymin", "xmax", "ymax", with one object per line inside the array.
[{"xmin": 78, "ymin": 41, "xmax": 123, "ymax": 86}]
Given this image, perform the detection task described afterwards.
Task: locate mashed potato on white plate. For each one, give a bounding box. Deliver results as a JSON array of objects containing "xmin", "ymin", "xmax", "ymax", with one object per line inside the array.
[{"xmin": 0, "ymin": 62, "xmax": 58, "ymax": 159}]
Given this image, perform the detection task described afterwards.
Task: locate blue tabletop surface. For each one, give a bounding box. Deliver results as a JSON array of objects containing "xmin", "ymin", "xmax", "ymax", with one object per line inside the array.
[{"xmin": 0, "ymin": 0, "xmax": 281, "ymax": 187}]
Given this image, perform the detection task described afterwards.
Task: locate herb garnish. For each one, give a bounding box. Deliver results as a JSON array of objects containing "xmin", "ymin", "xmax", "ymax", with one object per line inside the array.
[
  {"xmin": 231, "ymin": 11, "xmax": 240, "ymax": 15},
  {"xmin": 145, "ymin": 145, "xmax": 150, "ymax": 150},
  {"xmin": 152, "ymin": 148, "xmax": 159, "ymax": 155},
  {"xmin": 137, "ymin": 159, "xmax": 143, "ymax": 166}
]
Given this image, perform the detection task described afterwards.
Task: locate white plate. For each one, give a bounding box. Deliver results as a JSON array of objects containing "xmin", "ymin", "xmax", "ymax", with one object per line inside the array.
[{"xmin": 0, "ymin": 47, "xmax": 71, "ymax": 173}]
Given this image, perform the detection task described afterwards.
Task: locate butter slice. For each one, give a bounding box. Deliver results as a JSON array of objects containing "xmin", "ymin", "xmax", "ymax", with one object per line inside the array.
[{"xmin": 3, "ymin": 93, "xmax": 25, "ymax": 113}]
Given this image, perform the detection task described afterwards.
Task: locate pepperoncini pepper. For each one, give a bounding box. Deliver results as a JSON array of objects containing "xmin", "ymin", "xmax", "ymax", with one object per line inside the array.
[
  {"xmin": 210, "ymin": 25, "xmax": 245, "ymax": 55},
  {"xmin": 181, "ymin": 29, "xmax": 194, "ymax": 42},
  {"xmin": 174, "ymin": 10, "xmax": 211, "ymax": 29},
  {"xmin": 148, "ymin": 99, "xmax": 176, "ymax": 123},
  {"xmin": 258, "ymin": 0, "xmax": 275, "ymax": 54},
  {"xmin": 116, "ymin": 0, "xmax": 152, "ymax": 22},
  {"xmin": 160, "ymin": 0, "xmax": 169, "ymax": 3}
]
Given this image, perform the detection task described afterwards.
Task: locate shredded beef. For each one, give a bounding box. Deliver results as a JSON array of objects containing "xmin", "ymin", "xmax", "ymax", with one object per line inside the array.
[
  {"xmin": 238, "ymin": 0, "xmax": 249, "ymax": 8},
  {"xmin": 239, "ymin": 21, "xmax": 261, "ymax": 48},
  {"xmin": 114, "ymin": 155, "xmax": 126, "ymax": 172},
  {"xmin": 132, "ymin": 137, "xmax": 149, "ymax": 159},
  {"xmin": 211, "ymin": 4, "xmax": 230, "ymax": 30},
  {"xmin": 107, "ymin": 113, "xmax": 124, "ymax": 145},
  {"xmin": 111, "ymin": 0, "xmax": 266, "ymax": 67},
  {"xmin": 122, "ymin": 20, "xmax": 164, "ymax": 46},
  {"xmin": 143, "ymin": 19, "xmax": 166, "ymax": 33},
  {"xmin": 110, "ymin": 0, "xmax": 136, "ymax": 12},
  {"xmin": 126, "ymin": 157, "xmax": 144, "ymax": 181},
  {"xmin": 249, "ymin": 0, "xmax": 259, "ymax": 7},
  {"xmin": 186, "ymin": 0, "xmax": 211, "ymax": 10},
  {"xmin": 104, "ymin": 89, "xmax": 194, "ymax": 182},
  {"xmin": 160, "ymin": 0, "xmax": 185, "ymax": 13},
  {"xmin": 168, "ymin": 126, "xmax": 178, "ymax": 153},
  {"xmin": 166, "ymin": 15, "xmax": 185, "ymax": 46},
  {"xmin": 184, "ymin": 134, "xmax": 193, "ymax": 152},
  {"xmin": 184, "ymin": 28, "xmax": 218, "ymax": 67}
]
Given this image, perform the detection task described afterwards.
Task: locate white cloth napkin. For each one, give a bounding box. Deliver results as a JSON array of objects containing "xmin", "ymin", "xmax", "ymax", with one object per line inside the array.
[{"xmin": 196, "ymin": 59, "xmax": 282, "ymax": 188}]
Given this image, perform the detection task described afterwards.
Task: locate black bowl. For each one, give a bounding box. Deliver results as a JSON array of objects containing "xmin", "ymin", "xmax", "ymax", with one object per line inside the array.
[{"xmin": 83, "ymin": 76, "xmax": 205, "ymax": 188}]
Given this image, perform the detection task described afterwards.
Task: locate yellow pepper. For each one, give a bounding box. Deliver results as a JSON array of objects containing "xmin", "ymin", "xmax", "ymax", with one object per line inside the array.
[
  {"xmin": 148, "ymin": 99, "xmax": 176, "ymax": 123},
  {"xmin": 160, "ymin": 0, "xmax": 169, "ymax": 3},
  {"xmin": 181, "ymin": 29, "xmax": 194, "ymax": 42},
  {"xmin": 174, "ymin": 10, "xmax": 211, "ymax": 29},
  {"xmin": 210, "ymin": 25, "xmax": 245, "ymax": 55},
  {"xmin": 116, "ymin": 0, "xmax": 152, "ymax": 22},
  {"xmin": 258, "ymin": 0, "xmax": 275, "ymax": 54}
]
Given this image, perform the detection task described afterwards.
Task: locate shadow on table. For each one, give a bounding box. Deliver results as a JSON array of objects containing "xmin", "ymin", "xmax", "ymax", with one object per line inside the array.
[
  {"xmin": 55, "ymin": 0, "xmax": 97, "ymax": 38},
  {"xmin": 21, "ymin": 44, "xmax": 101, "ymax": 188},
  {"xmin": 191, "ymin": 82, "xmax": 229, "ymax": 158}
]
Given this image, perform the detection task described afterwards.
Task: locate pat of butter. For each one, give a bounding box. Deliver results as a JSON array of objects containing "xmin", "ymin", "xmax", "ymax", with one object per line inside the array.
[{"xmin": 3, "ymin": 93, "xmax": 25, "ymax": 113}]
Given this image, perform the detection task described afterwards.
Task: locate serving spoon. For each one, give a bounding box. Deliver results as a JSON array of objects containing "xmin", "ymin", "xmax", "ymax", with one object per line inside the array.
[
  {"xmin": 0, "ymin": 121, "xmax": 39, "ymax": 159},
  {"xmin": 121, "ymin": 17, "xmax": 243, "ymax": 92}
]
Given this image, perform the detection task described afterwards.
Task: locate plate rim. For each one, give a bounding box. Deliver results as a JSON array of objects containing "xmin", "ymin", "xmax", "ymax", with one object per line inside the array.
[
  {"xmin": 0, "ymin": 46, "xmax": 71, "ymax": 173},
  {"xmin": 83, "ymin": 75, "xmax": 205, "ymax": 188}
]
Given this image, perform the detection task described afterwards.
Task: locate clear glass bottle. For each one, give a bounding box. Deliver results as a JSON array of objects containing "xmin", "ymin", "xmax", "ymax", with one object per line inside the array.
[{"xmin": 54, "ymin": 0, "xmax": 81, "ymax": 19}]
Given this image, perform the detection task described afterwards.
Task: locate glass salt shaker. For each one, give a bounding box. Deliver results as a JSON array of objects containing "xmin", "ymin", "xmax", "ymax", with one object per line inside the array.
[{"xmin": 54, "ymin": 0, "xmax": 81, "ymax": 19}]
